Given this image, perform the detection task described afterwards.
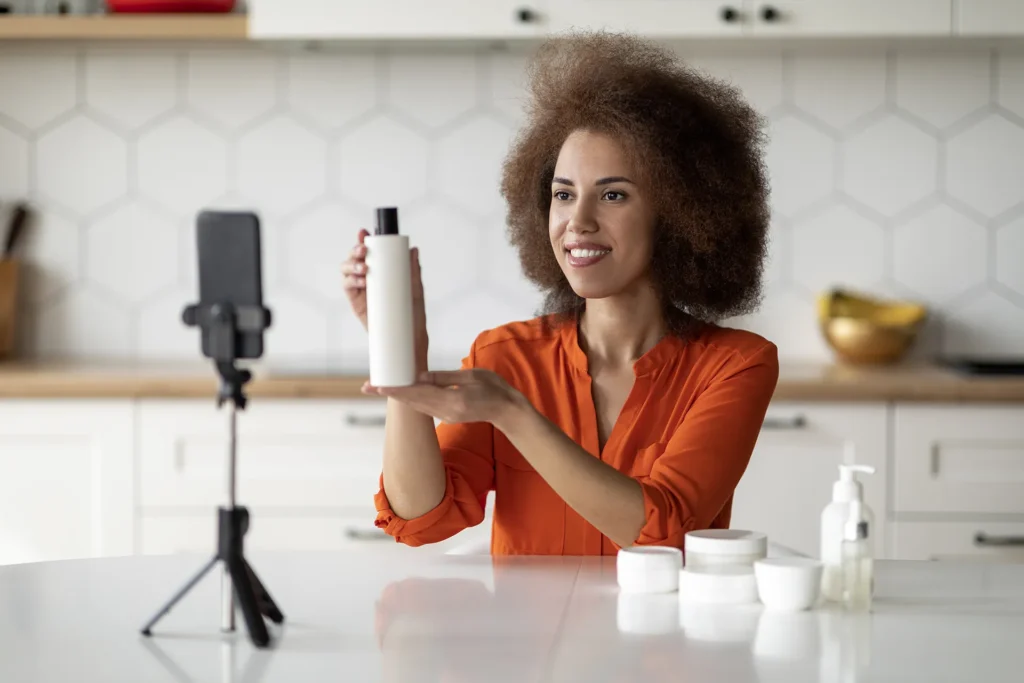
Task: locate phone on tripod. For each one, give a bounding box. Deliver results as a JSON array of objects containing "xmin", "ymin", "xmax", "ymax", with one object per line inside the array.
[{"xmin": 196, "ymin": 210, "xmax": 265, "ymax": 360}]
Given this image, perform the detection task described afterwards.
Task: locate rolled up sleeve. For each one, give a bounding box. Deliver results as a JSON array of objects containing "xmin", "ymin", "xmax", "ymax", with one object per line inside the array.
[
  {"xmin": 372, "ymin": 344, "xmax": 495, "ymax": 547},
  {"xmin": 633, "ymin": 342, "xmax": 779, "ymax": 548}
]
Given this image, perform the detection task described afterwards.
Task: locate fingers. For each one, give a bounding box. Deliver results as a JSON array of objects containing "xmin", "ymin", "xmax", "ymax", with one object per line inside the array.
[{"xmin": 419, "ymin": 370, "xmax": 473, "ymax": 387}]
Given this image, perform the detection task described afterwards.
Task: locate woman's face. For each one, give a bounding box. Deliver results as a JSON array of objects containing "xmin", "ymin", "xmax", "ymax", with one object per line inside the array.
[{"xmin": 549, "ymin": 129, "xmax": 656, "ymax": 300}]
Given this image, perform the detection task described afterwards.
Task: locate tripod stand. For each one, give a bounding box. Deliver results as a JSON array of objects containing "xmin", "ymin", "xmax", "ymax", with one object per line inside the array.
[{"xmin": 140, "ymin": 301, "xmax": 283, "ymax": 648}]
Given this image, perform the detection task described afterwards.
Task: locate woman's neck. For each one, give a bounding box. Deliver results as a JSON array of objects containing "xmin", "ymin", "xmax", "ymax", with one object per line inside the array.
[{"xmin": 578, "ymin": 286, "xmax": 666, "ymax": 371}]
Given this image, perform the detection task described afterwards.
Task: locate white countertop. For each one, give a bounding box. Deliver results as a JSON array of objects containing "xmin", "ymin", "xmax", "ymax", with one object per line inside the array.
[{"xmin": 1, "ymin": 552, "xmax": 1023, "ymax": 682}]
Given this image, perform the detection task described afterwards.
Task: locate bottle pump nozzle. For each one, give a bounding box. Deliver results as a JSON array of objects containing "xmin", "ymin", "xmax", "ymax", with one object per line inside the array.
[{"xmin": 833, "ymin": 461, "xmax": 875, "ymax": 503}]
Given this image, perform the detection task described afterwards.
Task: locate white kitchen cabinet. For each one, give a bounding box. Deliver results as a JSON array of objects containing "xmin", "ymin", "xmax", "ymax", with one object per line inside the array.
[
  {"xmin": 548, "ymin": 0, "xmax": 749, "ymax": 37},
  {"xmin": 0, "ymin": 399, "xmax": 134, "ymax": 566},
  {"xmin": 249, "ymin": 0, "xmax": 549, "ymax": 40},
  {"xmin": 892, "ymin": 404, "xmax": 1024, "ymax": 515},
  {"xmin": 136, "ymin": 398, "xmax": 389, "ymax": 513},
  {"xmin": 955, "ymin": 0, "xmax": 1024, "ymax": 35},
  {"xmin": 730, "ymin": 402, "xmax": 889, "ymax": 559},
  {"xmin": 891, "ymin": 521, "xmax": 1024, "ymax": 562},
  {"xmin": 134, "ymin": 398, "xmax": 495, "ymax": 555},
  {"xmin": 749, "ymin": 1, "xmax": 953, "ymax": 37}
]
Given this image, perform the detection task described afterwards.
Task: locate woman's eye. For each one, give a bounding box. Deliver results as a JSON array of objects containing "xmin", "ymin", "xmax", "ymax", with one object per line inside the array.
[
  {"xmin": 604, "ymin": 191, "xmax": 625, "ymax": 201},
  {"xmin": 553, "ymin": 190, "xmax": 571, "ymax": 201}
]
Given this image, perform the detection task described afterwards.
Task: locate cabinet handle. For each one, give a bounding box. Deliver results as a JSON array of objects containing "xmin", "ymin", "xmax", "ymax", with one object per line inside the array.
[
  {"xmin": 974, "ymin": 532, "xmax": 1024, "ymax": 548},
  {"xmin": 720, "ymin": 6, "xmax": 740, "ymax": 22},
  {"xmin": 761, "ymin": 415, "xmax": 807, "ymax": 430},
  {"xmin": 760, "ymin": 5, "xmax": 780, "ymax": 21},
  {"xmin": 516, "ymin": 7, "xmax": 539, "ymax": 23},
  {"xmin": 345, "ymin": 527, "xmax": 391, "ymax": 541},
  {"xmin": 344, "ymin": 414, "xmax": 386, "ymax": 428}
]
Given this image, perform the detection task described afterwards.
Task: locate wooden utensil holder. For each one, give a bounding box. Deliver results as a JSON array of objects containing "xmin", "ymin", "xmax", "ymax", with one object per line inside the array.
[{"xmin": 0, "ymin": 257, "xmax": 19, "ymax": 359}]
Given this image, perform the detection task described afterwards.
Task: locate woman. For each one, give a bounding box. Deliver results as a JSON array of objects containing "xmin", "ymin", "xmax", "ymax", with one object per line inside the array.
[{"xmin": 342, "ymin": 32, "xmax": 778, "ymax": 555}]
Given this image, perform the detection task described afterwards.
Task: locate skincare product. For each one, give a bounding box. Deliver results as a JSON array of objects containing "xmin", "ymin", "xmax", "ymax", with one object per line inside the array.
[
  {"xmin": 365, "ymin": 207, "xmax": 417, "ymax": 387},
  {"xmin": 821, "ymin": 456, "xmax": 875, "ymax": 601},
  {"xmin": 840, "ymin": 500, "xmax": 874, "ymax": 613}
]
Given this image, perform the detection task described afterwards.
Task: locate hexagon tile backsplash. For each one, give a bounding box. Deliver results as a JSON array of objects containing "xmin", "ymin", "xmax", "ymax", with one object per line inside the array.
[{"xmin": 3, "ymin": 42, "xmax": 1024, "ymax": 370}]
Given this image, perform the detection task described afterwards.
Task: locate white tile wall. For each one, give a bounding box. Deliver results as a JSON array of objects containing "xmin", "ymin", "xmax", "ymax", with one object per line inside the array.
[{"xmin": 3, "ymin": 41, "xmax": 1024, "ymax": 369}]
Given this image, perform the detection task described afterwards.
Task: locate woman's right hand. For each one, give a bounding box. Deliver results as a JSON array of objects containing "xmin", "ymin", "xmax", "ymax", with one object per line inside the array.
[{"xmin": 342, "ymin": 229, "xmax": 429, "ymax": 369}]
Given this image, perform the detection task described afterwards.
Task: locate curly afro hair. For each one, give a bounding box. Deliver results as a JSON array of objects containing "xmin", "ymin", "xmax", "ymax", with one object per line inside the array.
[{"xmin": 500, "ymin": 31, "xmax": 771, "ymax": 338}]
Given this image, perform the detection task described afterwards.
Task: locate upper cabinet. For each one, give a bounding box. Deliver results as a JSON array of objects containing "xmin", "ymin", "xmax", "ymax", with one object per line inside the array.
[
  {"xmin": 250, "ymin": 0, "xmax": 549, "ymax": 40},
  {"xmin": 547, "ymin": 0, "xmax": 954, "ymax": 37},
  {"xmin": 548, "ymin": 1, "xmax": 748, "ymax": 37},
  {"xmin": 955, "ymin": 0, "xmax": 1024, "ymax": 35},
  {"xmin": 747, "ymin": 1, "xmax": 954, "ymax": 37}
]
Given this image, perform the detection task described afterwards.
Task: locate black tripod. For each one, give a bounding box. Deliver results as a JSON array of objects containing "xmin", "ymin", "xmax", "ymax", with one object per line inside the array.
[{"xmin": 140, "ymin": 301, "xmax": 283, "ymax": 648}]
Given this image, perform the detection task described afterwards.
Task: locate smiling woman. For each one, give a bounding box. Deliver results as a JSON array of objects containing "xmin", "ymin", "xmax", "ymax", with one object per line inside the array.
[{"xmin": 341, "ymin": 30, "xmax": 778, "ymax": 556}]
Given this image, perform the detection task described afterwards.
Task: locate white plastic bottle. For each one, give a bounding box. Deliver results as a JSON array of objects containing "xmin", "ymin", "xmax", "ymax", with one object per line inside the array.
[
  {"xmin": 820, "ymin": 455, "xmax": 875, "ymax": 602},
  {"xmin": 364, "ymin": 207, "xmax": 417, "ymax": 387},
  {"xmin": 841, "ymin": 499, "xmax": 874, "ymax": 612}
]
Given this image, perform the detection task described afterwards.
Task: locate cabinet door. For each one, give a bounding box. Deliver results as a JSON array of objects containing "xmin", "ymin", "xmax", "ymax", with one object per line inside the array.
[
  {"xmin": 750, "ymin": 1, "xmax": 953, "ymax": 36},
  {"xmin": 249, "ymin": 0, "xmax": 549, "ymax": 39},
  {"xmin": 729, "ymin": 403, "xmax": 889, "ymax": 559},
  {"xmin": 956, "ymin": 0, "xmax": 1024, "ymax": 35},
  {"xmin": 139, "ymin": 511, "xmax": 493, "ymax": 556},
  {"xmin": 891, "ymin": 521, "xmax": 1024, "ymax": 562},
  {"xmin": 549, "ymin": 0, "xmax": 749, "ymax": 36},
  {"xmin": 893, "ymin": 405, "xmax": 1024, "ymax": 515},
  {"xmin": 137, "ymin": 399, "xmax": 388, "ymax": 513},
  {"xmin": 0, "ymin": 399, "xmax": 134, "ymax": 565}
]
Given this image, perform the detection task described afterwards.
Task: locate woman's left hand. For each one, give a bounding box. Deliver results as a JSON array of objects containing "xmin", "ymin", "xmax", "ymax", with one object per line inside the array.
[{"xmin": 362, "ymin": 369, "xmax": 525, "ymax": 426}]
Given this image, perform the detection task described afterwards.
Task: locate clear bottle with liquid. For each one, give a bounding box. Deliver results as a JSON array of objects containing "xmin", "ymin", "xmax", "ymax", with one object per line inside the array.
[{"xmin": 840, "ymin": 499, "xmax": 874, "ymax": 613}]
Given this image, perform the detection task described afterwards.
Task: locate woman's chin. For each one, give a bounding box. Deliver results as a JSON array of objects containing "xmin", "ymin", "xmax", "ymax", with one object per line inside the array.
[{"xmin": 568, "ymin": 281, "xmax": 618, "ymax": 300}]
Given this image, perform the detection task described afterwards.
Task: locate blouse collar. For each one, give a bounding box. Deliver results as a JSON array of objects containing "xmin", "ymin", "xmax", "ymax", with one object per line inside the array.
[{"xmin": 559, "ymin": 318, "xmax": 684, "ymax": 377}]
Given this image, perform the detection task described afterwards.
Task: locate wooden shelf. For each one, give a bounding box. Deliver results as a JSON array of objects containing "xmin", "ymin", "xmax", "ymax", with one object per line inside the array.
[{"xmin": 0, "ymin": 14, "xmax": 248, "ymax": 41}]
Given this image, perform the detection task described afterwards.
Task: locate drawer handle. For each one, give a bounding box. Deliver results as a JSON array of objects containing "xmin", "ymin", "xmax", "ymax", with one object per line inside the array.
[
  {"xmin": 345, "ymin": 414, "xmax": 386, "ymax": 428},
  {"xmin": 761, "ymin": 415, "xmax": 807, "ymax": 430},
  {"xmin": 974, "ymin": 532, "xmax": 1024, "ymax": 548},
  {"xmin": 345, "ymin": 527, "xmax": 391, "ymax": 541}
]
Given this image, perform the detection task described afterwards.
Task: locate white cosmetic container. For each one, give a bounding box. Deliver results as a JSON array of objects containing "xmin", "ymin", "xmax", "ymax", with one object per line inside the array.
[
  {"xmin": 364, "ymin": 207, "xmax": 417, "ymax": 388},
  {"xmin": 754, "ymin": 557, "xmax": 824, "ymax": 611},
  {"xmin": 616, "ymin": 546, "xmax": 683, "ymax": 594},
  {"xmin": 678, "ymin": 565, "xmax": 760, "ymax": 605},
  {"xmin": 684, "ymin": 529, "xmax": 768, "ymax": 569}
]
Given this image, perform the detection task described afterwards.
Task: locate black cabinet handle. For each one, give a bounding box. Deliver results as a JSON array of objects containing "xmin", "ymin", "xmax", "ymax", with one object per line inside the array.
[
  {"xmin": 516, "ymin": 7, "xmax": 539, "ymax": 23},
  {"xmin": 761, "ymin": 415, "xmax": 807, "ymax": 431},
  {"xmin": 721, "ymin": 6, "xmax": 740, "ymax": 23},
  {"xmin": 761, "ymin": 5, "xmax": 780, "ymax": 22},
  {"xmin": 345, "ymin": 527, "xmax": 391, "ymax": 541},
  {"xmin": 344, "ymin": 413, "xmax": 386, "ymax": 427},
  {"xmin": 974, "ymin": 532, "xmax": 1024, "ymax": 547}
]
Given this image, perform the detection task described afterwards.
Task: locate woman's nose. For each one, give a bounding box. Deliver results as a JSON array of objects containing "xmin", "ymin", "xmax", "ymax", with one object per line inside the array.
[{"xmin": 567, "ymin": 203, "xmax": 597, "ymax": 233}]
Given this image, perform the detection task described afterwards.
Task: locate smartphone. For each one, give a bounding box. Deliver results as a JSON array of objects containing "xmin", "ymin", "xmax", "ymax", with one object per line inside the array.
[{"xmin": 196, "ymin": 210, "xmax": 265, "ymax": 360}]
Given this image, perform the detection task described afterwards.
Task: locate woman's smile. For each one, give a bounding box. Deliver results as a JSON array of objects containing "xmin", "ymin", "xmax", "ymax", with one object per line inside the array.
[{"xmin": 565, "ymin": 241, "xmax": 612, "ymax": 268}]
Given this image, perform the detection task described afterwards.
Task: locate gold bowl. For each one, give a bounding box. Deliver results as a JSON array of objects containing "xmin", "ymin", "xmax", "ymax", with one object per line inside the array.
[{"xmin": 817, "ymin": 289, "xmax": 927, "ymax": 365}]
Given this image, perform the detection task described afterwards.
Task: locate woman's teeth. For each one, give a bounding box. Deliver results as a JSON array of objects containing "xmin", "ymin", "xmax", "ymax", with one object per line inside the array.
[{"xmin": 569, "ymin": 248, "xmax": 610, "ymax": 258}]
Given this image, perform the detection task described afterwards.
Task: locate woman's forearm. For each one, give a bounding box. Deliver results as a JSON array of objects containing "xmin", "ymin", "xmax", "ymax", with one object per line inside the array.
[
  {"xmin": 495, "ymin": 399, "xmax": 646, "ymax": 548},
  {"xmin": 381, "ymin": 397, "xmax": 447, "ymax": 521}
]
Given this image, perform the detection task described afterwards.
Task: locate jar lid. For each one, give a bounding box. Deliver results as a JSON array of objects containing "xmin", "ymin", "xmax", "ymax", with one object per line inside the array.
[
  {"xmin": 617, "ymin": 546, "xmax": 683, "ymax": 594},
  {"xmin": 678, "ymin": 565, "xmax": 759, "ymax": 605},
  {"xmin": 685, "ymin": 529, "xmax": 767, "ymax": 556}
]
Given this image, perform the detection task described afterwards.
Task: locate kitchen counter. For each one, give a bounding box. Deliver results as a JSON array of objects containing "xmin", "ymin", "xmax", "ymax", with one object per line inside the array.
[
  {"xmin": 1, "ymin": 552, "xmax": 1022, "ymax": 682},
  {"xmin": 2, "ymin": 359, "xmax": 1024, "ymax": 402}
]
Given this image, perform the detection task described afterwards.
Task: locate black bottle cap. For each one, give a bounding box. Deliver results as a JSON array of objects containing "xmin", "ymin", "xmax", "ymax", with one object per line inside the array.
[{"xmin": 375, "ymin": 207, "xmax": 400, "ymax": 235}]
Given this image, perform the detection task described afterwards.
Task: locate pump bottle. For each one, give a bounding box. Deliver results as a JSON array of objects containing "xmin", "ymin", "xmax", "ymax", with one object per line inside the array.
[
  {"xmin": 820, "ymin": 452, "xmax": 875, "ymax": 602},
  {"xmin": 841, "ymin": 499, "xmax": 874, "ymax": 612},
  {"xmin": 364, "ymin": 207, "xmax": 417, "ymax": 387}
]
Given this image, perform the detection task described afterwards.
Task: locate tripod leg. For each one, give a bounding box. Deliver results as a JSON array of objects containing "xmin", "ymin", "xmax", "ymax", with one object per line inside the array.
[
  {"xmin": 244, "ymin": 560, "xmax": 284, "ymax": 624},
  {"xmin": 227, "ymin": 555, "xmax": 270, "ymax": 648},
  {"xmin": 141, "ymin": 555, "xmax": 219, "ymax": 636}
]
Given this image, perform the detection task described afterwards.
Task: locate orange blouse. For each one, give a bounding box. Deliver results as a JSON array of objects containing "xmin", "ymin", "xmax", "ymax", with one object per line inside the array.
[{"xmin": 373, "ymin": 316, "xmax": 779, "ymax": 555}]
